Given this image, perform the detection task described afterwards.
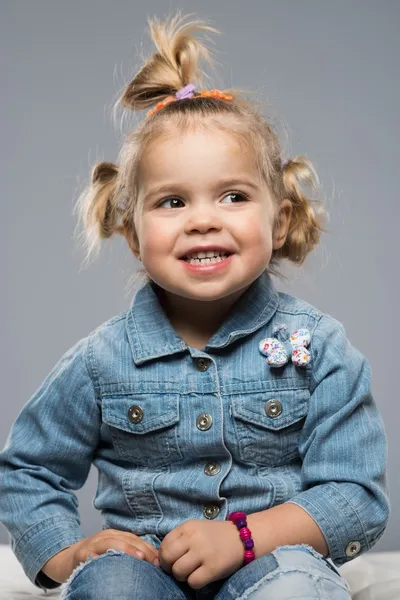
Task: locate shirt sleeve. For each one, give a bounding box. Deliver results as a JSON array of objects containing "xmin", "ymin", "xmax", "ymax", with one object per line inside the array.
[
  {"xmin": 286, "ymin": 314, "xmax": 390, "ymax": 566},
  {"xmin": 0, "ymin": 334, "xmax": 101, "ymax": 589}
]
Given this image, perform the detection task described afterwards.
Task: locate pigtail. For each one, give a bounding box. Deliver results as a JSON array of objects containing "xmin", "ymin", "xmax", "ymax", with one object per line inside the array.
[
  {"xmin": 119, "ymin": 12, "xmax": 218, "ymax": 111},
  {"xmin": 273, "ymin": 156, "xmax": 326, "ymax": 265},
  {"xmin": 73, "ymin": 161, "xmax": 125, "ymax": 265}
]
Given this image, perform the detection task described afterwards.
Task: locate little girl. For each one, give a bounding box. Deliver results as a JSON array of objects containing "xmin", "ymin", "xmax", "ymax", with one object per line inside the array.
[{"xmin": 0, "ymin": 13, "xmax": 389, "ymax": 600}]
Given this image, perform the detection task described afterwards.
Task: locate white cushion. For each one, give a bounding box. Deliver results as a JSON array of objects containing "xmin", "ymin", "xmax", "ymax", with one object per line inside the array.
[
  {"xmin": 339, "ymin": 552, "xmax": 400, "ymax": 600},
  {"xmin": 0, "ymin": 545, "xmax": 60, "ymax": 599}
]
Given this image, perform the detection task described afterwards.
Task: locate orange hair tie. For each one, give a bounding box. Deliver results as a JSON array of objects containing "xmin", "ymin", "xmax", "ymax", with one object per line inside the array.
[
  {"xmin": 198, "ymin": 89, "xmax": 233, "ymax": 101},
  {"xmin": 147, "ymin": 95, "xmax": 176, "ymax": 117},
  {"xmin": 146, "ymin": 87, "xmax": 233, "ymax": 117}
]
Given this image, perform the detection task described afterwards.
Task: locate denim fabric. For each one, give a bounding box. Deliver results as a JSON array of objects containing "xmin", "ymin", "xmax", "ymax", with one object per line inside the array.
[
  {"xmin": 59, "ymin": 545, "xmax": 351, "ymax": 600},
  {"xmin": 0, "ymin": 273, "xmax": 389, "ymax": 592}
]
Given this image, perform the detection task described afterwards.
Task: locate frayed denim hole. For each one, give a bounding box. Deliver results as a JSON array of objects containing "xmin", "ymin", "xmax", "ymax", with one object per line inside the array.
[
  {"xmin": 275, "ymin": 543, "xmax": 324, "ymax": 560},
  {"xmin": 235, "ymin": 565, "xmax": 323, "ymax": 600},
  {"xmin": 59, "ymin": 549, "xmax": 125, "ymax": 600},
  {"xmin": 272, "ymin": 544, "xmax": 351, "ymax": 595}
]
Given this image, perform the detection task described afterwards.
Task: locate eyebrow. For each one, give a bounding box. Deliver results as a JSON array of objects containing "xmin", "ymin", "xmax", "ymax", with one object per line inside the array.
[{"xmin": 143, "ymin": 178, "xmax": 261, "ymax": 202}]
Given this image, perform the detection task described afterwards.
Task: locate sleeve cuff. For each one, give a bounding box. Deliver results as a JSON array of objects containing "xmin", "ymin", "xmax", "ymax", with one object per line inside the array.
[
  {"xmin": 286, "ymin": 483, "xmax": 370, "ymax": 566},
  {"xmin": 13, "ymin": 515, "xmax": 85, "ymax": 589}
]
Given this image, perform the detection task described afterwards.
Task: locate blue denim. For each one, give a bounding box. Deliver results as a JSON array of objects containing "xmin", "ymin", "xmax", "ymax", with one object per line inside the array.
[
  {"xmin": 0, "ymin": 273, "xmax": 389, "ymax": 592},
  {"xmin": 59, "ymin": 545, "xmax": 351, "ymax": 599}
]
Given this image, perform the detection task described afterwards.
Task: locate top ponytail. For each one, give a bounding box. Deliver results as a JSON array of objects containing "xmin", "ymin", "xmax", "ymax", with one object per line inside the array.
[{"xmin": 120, "ymin": 13, "xmax": 218, "ymax": 111}]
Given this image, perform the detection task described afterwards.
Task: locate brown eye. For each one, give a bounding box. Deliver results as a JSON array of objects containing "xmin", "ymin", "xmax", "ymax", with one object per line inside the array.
[
  {"xmin": 158, "ymin": 197, "xmax": 184, "ymax": 209},
  {"xmin": 221, "ymin": 192, "xmax": 248, "ymax": 203}
]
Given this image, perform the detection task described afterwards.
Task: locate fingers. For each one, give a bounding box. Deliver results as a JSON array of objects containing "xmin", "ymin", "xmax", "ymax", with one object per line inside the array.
[
  {"xmin": 171, "ymin": 553, "xmax": 202, "ymax": 583},
  {"xmin": 76, "ymin": 530, "xmax": 159, "ymax": 566},
  {"xmin": 82, "ymin": 538, "xmax": 157, "ymax": 564},
  {"xmin": 159, "ymin": 536, "xmax": 188, "ymax": 573},
  {"xmin": 186, "ymin": 565, "xmax": 211, "ymax": 590},
  {"xmin": 103, "ymin": 530, "xmax": 159, "ymax": 561}
]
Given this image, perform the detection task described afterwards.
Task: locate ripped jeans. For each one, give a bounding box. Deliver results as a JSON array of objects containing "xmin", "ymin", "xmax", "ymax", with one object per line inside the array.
[{"xmin": 59, "ymin": 544, "xmax": 351, "ymax": 600}]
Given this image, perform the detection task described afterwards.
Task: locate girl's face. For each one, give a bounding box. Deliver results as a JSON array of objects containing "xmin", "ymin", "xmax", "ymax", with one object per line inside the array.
[{"xmin": 133, "ymin": 127, "xmax": 291, "ymax": 304}]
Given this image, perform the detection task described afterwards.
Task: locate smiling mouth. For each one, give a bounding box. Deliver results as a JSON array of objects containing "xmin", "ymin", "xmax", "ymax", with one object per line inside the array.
[{"xmin": 182, "ymin": 252, "xmax": 232, "ymax": 264}]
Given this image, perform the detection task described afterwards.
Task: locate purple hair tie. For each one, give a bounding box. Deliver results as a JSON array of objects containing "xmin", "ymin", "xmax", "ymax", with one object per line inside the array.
[
  {"xmin": 281, "ymin": 158, "xmax": 289, "ymax": 170},
  {"xmin": 175, "ymin": 83, "xmax": 196, "ymax": 100}
]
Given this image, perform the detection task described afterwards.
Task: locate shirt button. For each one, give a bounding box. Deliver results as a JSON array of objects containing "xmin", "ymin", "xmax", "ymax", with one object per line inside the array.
[
  {"xmin": 264, "ymin": 399, "xmax": 283, "ymax": 418},
  {"xmin": 128, "ymin": 405, "xmax": 144, "ymax": 424},
  {"xmin": 196, "ymin": 413, "xmax": 213, "ymax": 431},
  {"xmin": 203, "ymin": 504, "xmax": 220, "ymax": 519},
  {"xmin": 204, "ymin": 461, "xmax": 221, "ymax": 476},
  {"xmin": 345, "ymin": 541, "xmax": 361, "ymax": 557},
  {"xmin": 194, "ymin": 357, "xmax": 211, "ymax": 372}
]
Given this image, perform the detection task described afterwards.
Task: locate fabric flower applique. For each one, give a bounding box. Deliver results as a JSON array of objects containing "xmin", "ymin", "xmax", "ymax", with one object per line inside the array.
[{"xmin": 259, "ymin": 323, "xmax": 312, "ymax": 368}]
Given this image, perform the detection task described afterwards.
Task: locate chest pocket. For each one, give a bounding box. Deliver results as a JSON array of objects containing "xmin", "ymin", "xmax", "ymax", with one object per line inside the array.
[
  {"xmin": 101, "ymin": 394, "xmax": 182, "ymax": 468},
  {"xmin": 230, "ymin": 386, "xmax": 309, "ymax": 467}
]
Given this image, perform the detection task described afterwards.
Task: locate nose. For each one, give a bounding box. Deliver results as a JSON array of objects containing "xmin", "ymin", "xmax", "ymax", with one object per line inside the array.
[{"xmin": 184, "ymin": 204, "xmax": 223, "ymax": 234}]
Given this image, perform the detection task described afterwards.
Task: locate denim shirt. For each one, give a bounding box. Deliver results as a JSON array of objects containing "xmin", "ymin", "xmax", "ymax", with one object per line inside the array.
[{"xmin": 0, "ymin": 273, "xmax": 389, "ymax": 590}]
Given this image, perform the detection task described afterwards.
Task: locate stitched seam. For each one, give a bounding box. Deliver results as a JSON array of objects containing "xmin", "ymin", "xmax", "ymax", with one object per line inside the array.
[
  {"xmin": 275, "ymin": 307, "xmax": 321, "ymax": 320},
  {"xmin": 14, "ymin": 516, "xmax": 80, "ymax": 551},
  {"xmin": 221, "ymin": 290, "xmax": 279, "ymax": 347},
  {"xmin": 86, "ymin": 334, "xmax": 101, "ymax": 403},
  {"xmin": 324, "ymin": 483, "xmax": 369, "ymax": 551}
]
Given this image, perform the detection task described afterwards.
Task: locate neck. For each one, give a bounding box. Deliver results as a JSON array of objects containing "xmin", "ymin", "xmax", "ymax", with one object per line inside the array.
[{"xmin": 154, "ymin": 285, "xmax": 250, "ymax": 347}]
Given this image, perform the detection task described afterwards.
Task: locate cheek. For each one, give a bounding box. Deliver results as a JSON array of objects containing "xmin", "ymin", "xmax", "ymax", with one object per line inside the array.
[
  {"xmin": 138, "ymin": 217, "xmax": 173, "ymax": 253},
  {"xmin": 236, "ymin": 213, "xmax": 274, "ymax": 246}
]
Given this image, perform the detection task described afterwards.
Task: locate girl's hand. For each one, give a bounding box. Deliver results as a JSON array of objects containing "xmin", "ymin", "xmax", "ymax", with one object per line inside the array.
[
  {"xmin": 72, "ymin": 529, "xmax": 160, "ymax": 566},
  {"xmin": 42, "ymin": 529, "xmax": 159, "ymax": 583},
  {"xmin": 158, "ymin": 520, "xmax": 244, "ymax": 589}
]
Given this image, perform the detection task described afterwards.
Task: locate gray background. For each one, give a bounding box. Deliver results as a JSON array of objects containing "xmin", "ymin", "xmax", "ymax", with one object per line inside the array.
[{"xmin": 1, "ymin": 1, "xmax": 398, "ymax": 551}]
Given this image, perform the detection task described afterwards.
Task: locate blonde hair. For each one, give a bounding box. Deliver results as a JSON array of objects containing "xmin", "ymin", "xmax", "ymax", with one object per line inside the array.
[{"xmin": 74, "ymin": 12, "xmax": 326, "ymax": 282}]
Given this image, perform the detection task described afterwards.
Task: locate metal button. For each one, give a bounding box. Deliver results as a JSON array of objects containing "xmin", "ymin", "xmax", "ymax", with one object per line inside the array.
[
  {"xmin": 204, "ymin": 461, "xmax": 221, "ymax": 476},
  {"xmin": 128, "ymin": 405, "xmax": 144, "ymax": 424},
  {"xmin": 203, "ymin": 504, "xmax": 220, "ymax": 519},
  {"xmin": 345, "ymin": 541, "xmax": 361, "ymax": 557},
  {"xmin": 194, "ymin": 357, "xmax": 211, "ymax": 372},
  {"xmin": 196, "ymin": 413, "xmax": 213, "ymax": 431},
  {"xmin": 264, "ymin": 399, "xmax": 283, "ymax": 418}
]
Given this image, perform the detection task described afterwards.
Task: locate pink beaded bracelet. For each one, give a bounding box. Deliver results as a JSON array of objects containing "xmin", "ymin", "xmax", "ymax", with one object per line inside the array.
[{"xmin": 227, "ymin": 511, "xmax": 255, "ymax": 565}]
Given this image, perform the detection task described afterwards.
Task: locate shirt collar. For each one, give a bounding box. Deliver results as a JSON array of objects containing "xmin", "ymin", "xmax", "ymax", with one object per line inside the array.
[{"xmin": 126, "ymin": 273, "xmax": 279, "ymax": 364}]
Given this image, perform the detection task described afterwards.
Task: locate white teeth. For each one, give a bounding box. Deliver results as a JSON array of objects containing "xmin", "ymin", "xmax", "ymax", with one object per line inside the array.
[
  {"xmin": 185, "ymin": 253, "xmax": 230, "ymax": 265},
  {"xmin": 185, "ymin": 250, "xmax": 230, "ymax": 260}
]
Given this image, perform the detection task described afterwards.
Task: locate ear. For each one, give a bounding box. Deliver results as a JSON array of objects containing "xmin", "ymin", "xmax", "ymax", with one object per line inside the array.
[
  {"xmin": 273, "ymin": 199, "xmax": 292, "ymax": 250},
  {"xmin": 123, "ymin": 222, "xmax": 141, "ymax": 261}
]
